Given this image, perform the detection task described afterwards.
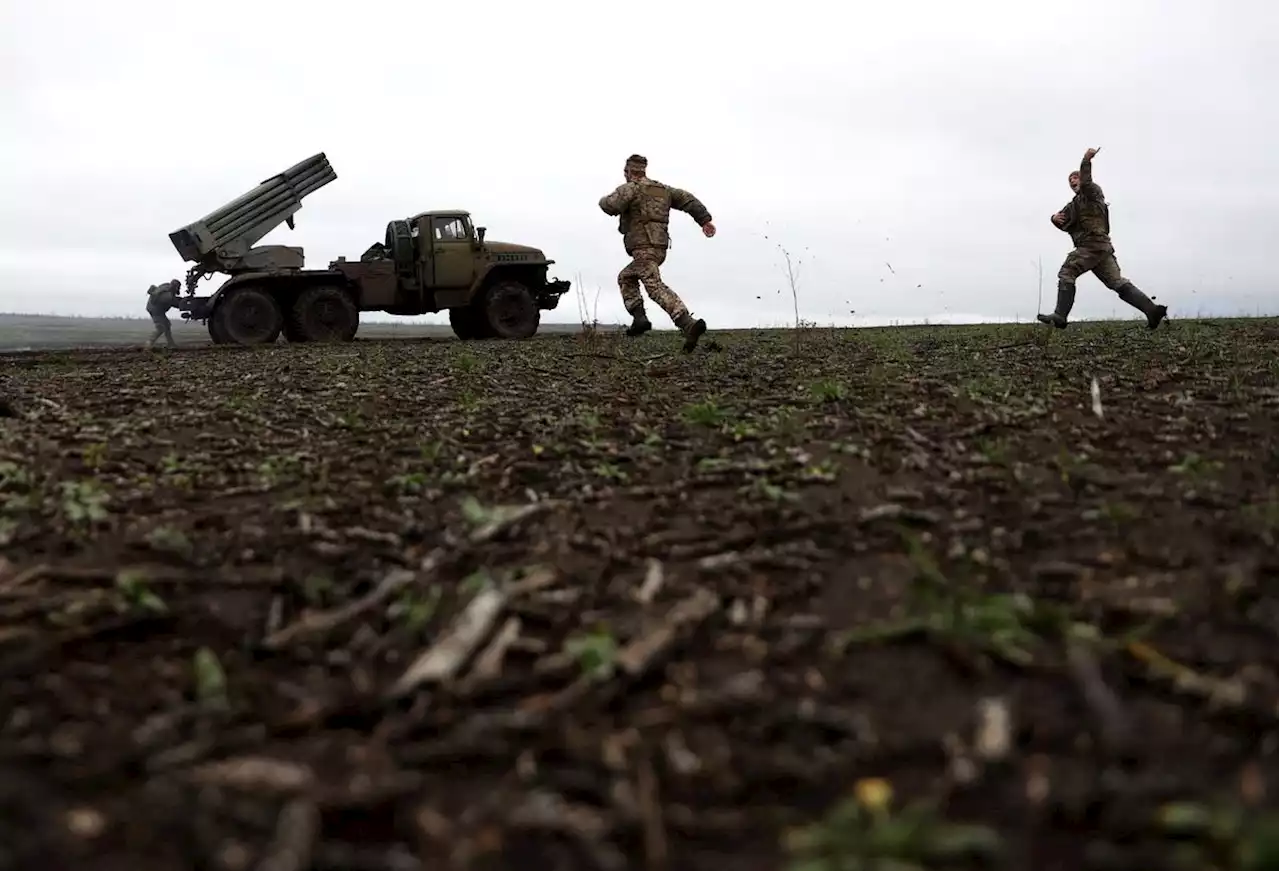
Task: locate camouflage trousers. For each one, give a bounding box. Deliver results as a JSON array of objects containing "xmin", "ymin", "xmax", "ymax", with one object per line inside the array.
[
  {"xmin": 148, "ymin": 314, "xmax": 175, "ymax": 348},
  {"xmin": 618, "ymin": 246, "xmax": 689, "ymax": 324},
  {"xmin": 1057, "ymin": 243, "xmax": 1128, "ymax": 292}
]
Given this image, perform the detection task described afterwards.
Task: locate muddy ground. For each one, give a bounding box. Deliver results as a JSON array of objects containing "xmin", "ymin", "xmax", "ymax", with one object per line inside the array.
[
  {"xmin": 1, "ymin": 319, "xmax": 1276, "ymax": 871},
  {"xmin": 0, "ymin": 313, "xmax": 609, "ymax": 353}
]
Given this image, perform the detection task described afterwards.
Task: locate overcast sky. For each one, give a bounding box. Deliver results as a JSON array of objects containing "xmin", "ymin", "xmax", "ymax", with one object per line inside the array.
[{"xmin": 2, "ymin": 0, "xmax": 1276, "ymax": 328}]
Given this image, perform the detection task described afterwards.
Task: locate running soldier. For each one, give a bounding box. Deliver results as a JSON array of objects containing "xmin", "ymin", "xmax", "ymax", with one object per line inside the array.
[
  {"xmin": 598, "ymin": 154, "xmax": 717, "ymax": 353},
  {"xmin": 1040, "ymin": 148, "xmax": 1167, "ymax": 330},
  {"xmin": 145, "ymin": 279, "xmax": 180, "ymax": 349}
]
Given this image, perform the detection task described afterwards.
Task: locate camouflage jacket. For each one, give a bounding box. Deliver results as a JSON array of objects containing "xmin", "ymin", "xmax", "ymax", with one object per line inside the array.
[
  {"xmin": 1054, "ymin": 157, "xmax": 1111, "ymax": 248},
  {"xmin": 598, "ymin": 177, "xmax": 712, "ymax": 253},
  {"xmin": 146, "ymin": 284, "xmax": 175, "ymax": 316}
]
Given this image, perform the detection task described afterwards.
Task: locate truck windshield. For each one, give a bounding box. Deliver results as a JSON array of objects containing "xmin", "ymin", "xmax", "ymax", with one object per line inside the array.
[{"xmin": 432, "ymin": 217, "xmax": 469, "ymax": 241}]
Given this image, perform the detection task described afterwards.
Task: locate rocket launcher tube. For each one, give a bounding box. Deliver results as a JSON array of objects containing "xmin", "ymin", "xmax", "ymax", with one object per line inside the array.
[{"xmin": 169, "ymin": 153, "xmax": 337, "ymax": 264}]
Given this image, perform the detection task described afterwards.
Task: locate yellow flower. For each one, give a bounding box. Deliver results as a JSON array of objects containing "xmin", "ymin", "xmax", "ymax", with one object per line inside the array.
[{"xmin": 854, "ymin": 778, "xmax": 893, "ymax": 811}]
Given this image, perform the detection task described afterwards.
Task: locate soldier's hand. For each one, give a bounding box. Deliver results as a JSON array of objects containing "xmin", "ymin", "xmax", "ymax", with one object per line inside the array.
[
  {"xmin": 702, "ymin": 221, "xmax": 716, "ymax": 238},
  {"xmin": 1083, "ymin": 147, "xmax": 1100, "ymax": 161},
  {"xmin": 1051, "ymin": 212, "xmax": 1066, "ymax": 228}
]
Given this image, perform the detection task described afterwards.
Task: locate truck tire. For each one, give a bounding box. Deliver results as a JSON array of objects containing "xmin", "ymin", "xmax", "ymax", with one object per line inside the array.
[
  {"xmin": 385, "ymin": 220, "xmax": 414, "ymax": 278},
  {"xmin": 483, "ymin": 280, "xmax": 540, "ymax": 339},
  {"xmin": 208, "ymin": 317, "xmax": 230, "ymax": 344},
  {"xmin": 291, "ymin": 286, "xmax": 358, "ymax": 342},
  {"xmin": 213, "ymin": 287, "xmax": 282, "ymax": 346}
]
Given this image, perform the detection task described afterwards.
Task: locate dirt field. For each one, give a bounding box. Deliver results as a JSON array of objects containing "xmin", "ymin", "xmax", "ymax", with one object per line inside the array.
[
  {"xmin": 0, "ymin": 314, "xmax": 606, "ymax": 352},
  {"xmin": 1, "ymin": 318, "xmax": 1276, "ymax": 871}
]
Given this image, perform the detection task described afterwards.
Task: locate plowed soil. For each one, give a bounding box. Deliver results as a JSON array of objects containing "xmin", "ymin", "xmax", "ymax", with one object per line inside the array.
[{"xmin": 1, "ymin": 318, "xmax": 1276, "ymax": 871}]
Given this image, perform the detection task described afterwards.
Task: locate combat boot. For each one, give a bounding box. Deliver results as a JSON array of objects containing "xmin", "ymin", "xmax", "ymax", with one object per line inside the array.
[
  {"xmin": 1116, "ymin": 283, "xmax": 1167, "ymax": 330},
  {"xmin": 1036, "ymin": 283, "xmax": 1076, "ymax": 329},
  {"xmin": 675, "ymin": 313, "xmax": 707, "ymax": 353},
  {"xmin": 625, "ymin": 310, "xmax": 652, "ymax": 337}
]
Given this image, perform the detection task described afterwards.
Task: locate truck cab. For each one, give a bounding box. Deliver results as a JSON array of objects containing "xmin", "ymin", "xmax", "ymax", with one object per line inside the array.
[{"xmin": 410, "ymin": 210, "xmax": 480, "ymax": 294}]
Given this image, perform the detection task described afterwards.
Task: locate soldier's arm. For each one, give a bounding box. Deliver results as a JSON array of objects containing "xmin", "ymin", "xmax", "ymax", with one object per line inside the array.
[
  {"xmin": 668, "ymin": 187, "xmax": 713, "ymax": 227},
  {"xmin": 1078, "ymin": 156, "xmax": 1104, "ymax": 198},
  {"xmin": 598, "ymin": 183, "xmax": 637, "ymax": 216}
]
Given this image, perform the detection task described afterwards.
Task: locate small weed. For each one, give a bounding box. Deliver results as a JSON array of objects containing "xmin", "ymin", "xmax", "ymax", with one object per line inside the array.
[
  {"xmin": 729, "ymin": 420, "xmax": 761, "ymax": 442},
  {"xmin": 420, "ymin": 440, "xmax": 445, "ymax": 463},
  {"xmin": 1170, "ymin": 452, "xmax": 1223, "ymax": 477},
  {"xmin": 0, "ymin": 461, "xmax": 35, "ymax": 515},
  {"xmin": 975, "ymin": 436, "xmax": 1011, "ymax": 466},
  {"xmin": 1099, "ymin": 501, "xmax": 1140, "ymax": 526},
  {"xmin": 832, "ymin": 533, "xmax": 1055, "ymax": 665},
  {"xmin": 808, "ymin": 379, "xmax": 846, "ymax": 403},
  {"xmin": 455, "ymin": 351, "xmax": 480, "ymax": 373},
  {"xmin": 388, "ymin": 471, "xmax": 430, "ymax": 495},
  {"xmin": 302, "ymin": 572, "xmax": 334, "ymax": 605},
  {"xmin": 460, "ymin": 569, "xmax": 494, "ymax": 596},
  {"xmin": 81, "ymin": 441, "xmax": 108, "ymax": 471},
  {"xmin": 192, "ymin": 647, "xmax": 229, "ymax": 710},
  {"xmin": 114, "ymin": 570, "xmax": 167, "ymax": 614},
  {"xmin": 746, "ymin": 477, "xmax": 799, "ymax": 503},
  {"xmin": 565, "ymin": 628, "xmax": 619, "ymax": 680},
  {"xmin": 799, "ymin": 459, "xmax": 840, "ymax": 482},
  {"xmin": 60, "ymin": 480, "xmax": 110, "ymax": 527},
  {"xmin": 146, "ymin": 525, "xmax": 193, "ymax": 558},
  {"xmin": 1241, "ymin": 500, "xmax": 1278, "ymax": 546},
  {"xmin": 256, "ymin": 454, "xmax": 302, "ymax": 487},
  {"xmin": 1155, "ymin": 797, "xmax": 1277, "ymax": 871},
  {"xmin": 389, "ymin": 586, "xmax": 442, "ymax": 632},
  {"xmin": 593, "ymin": 461, "xmax": 628, "ymax": 482},
  {"xmin": 785, "ymin": 777, "xmax": 1002, "ymax": 870},
  {"xmin": 683, "ymin": 400, "xmax": 730, "ymax": 427},
  {"xmin": 695, "ymin": 456, "xmax": 735, "ymax": 473},
  {"xmin": 460, "ymin": 495, "xmax": 528, "ymax": 528}
]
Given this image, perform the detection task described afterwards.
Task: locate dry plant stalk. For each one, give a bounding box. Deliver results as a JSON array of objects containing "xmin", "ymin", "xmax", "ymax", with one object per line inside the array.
[
  {"xmin": 779, "ymin": 244, "xmax": 802, "ymax": 355},
  {"xmin": 575, "ymin": 271, "xmax": 602, "ymax": 349}
]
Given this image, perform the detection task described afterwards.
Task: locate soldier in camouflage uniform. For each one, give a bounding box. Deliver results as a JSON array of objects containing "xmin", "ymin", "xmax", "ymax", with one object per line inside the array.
[
  {"xmin": 145, "ymin": 279, "xmax": 181, "ymax": 349},
  {"xmin": 598, "ymin": 154, "xmax": 717, "ymax": 353},
  {"xmin": 1040, "ymin": 148, "xmax": 1167, "ymax": 330}
]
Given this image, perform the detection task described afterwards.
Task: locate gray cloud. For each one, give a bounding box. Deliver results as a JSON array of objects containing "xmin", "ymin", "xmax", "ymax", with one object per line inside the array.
[{"xmin": 2, "ymin": 0, "xmax": 1275, "ymax": 325}]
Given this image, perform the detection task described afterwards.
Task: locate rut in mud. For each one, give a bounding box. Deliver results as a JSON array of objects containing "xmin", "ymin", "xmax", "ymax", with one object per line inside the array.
[{"xmin": 1, "ymin": 318, "xmax": 1276, "ymax": 871}]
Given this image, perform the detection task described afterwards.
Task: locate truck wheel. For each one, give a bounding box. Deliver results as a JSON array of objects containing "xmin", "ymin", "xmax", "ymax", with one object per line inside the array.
[
  {"xmin": 483, "ymin": 280, "xmax": 540, "ymax": 339},
  {"xmin": 214, "ymin": 287, "xmax": 282, "ymax": 345},
  {"xmin": 208, "ymin": 317, "xmax": 229, "ymax": 344},
  {"xmin": 292, "ymin": 286, "xmax": 358, "ymax": 342}
]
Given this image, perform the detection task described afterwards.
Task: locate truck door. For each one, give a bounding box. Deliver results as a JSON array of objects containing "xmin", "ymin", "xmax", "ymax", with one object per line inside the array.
[{"xmin": 430, "ymin": 216, "xmax": 476, "ymax": 289}]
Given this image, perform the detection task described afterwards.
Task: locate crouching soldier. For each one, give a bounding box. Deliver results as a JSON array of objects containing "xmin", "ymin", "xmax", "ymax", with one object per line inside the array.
[{"xmin": 146, "ymin": 279, "xmax": 181, "ymax": 349}]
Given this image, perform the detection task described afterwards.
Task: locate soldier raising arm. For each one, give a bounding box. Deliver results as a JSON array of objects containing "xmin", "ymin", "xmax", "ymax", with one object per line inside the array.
[{"xmin": 1037, "ymin": 147, "xmax": 1167, "ymax": 331}]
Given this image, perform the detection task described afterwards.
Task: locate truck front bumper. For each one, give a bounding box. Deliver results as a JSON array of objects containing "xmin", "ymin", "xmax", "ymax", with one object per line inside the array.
[
  {"xmin": 176, "ymin": 296, "xmax": 213, "ymax": 321},
  {"xmin": 538, "ymin": 278, "xmax": 572, "ymax": 311}
]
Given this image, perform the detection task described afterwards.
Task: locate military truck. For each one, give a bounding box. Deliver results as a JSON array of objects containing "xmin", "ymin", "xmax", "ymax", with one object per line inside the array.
[{"xmin": 169, "ymin": 153, "xmax": 572, "ymax": 345}]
